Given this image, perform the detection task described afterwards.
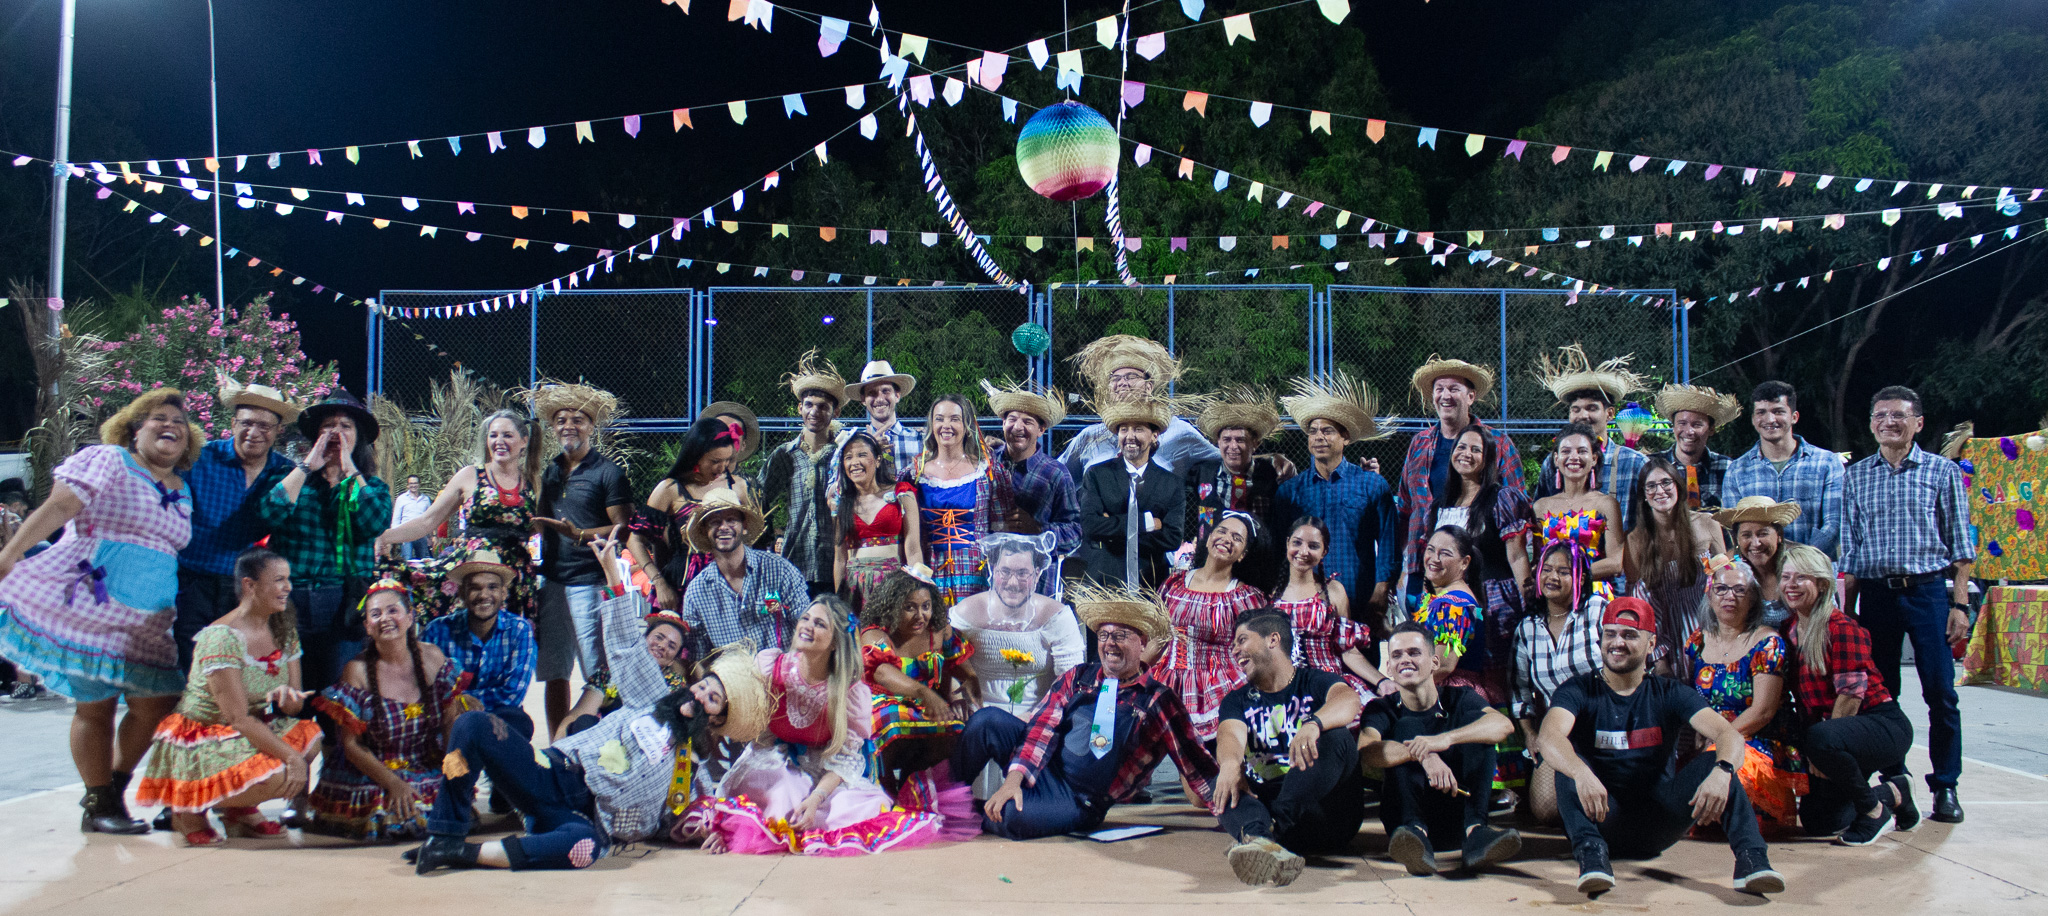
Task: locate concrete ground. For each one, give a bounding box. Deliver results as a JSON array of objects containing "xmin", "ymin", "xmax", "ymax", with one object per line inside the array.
[{"xmin": 2, "ymin": 673, "xmax": 2044, "ymax": 915}]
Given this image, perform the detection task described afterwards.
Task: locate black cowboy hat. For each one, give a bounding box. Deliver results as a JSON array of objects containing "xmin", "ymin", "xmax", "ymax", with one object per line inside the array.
[{"xmin": 297, "ymin": 389, "xmax": 381, "ymax": 443}]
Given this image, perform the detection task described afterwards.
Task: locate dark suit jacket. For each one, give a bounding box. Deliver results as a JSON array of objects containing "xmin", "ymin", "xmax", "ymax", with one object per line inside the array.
[
  {"xmin": 1181, "ymin": 457, "xmax": 1281, "ymax": 591},
  {"xmin": 1077, "ymin": 457, "xmax": 1186, "ymax": 589}
]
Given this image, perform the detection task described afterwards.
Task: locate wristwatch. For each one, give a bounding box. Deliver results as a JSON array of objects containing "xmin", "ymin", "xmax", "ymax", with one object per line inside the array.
[
  {"xmin": 1714, "ymin": 760, "xmax": 1736, "ymax": 775},
  {"xmin": 1950, "ymin": 602, "xmax": 1970, "ymax": 612}
]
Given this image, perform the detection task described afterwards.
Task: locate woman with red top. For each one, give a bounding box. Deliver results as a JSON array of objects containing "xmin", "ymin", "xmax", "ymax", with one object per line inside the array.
[
  {"xmin": 376, "ymin": 409, "xmax": 543, "ymax": 622},
  {"xmin": 687, "ymin": 594, "xmax": 974, "ymax": 856},
  {"xmin": 833, "ymin": 432, "xmax": 925, "ymax": 617},
  {"xmin": 859, "ymin": 571, "xmax": 978, "ymax": 791},
  {"xmin": 1151, "ymin": 512, "xmax": 1268, "ymax": 744},
  {"xmin": 1779, "ymin": 544, "xmax": 1915, "ymax": 846},
  {"xmin": 1270, "ymin": 516, "xmax": 1385, "ymax": 700}
]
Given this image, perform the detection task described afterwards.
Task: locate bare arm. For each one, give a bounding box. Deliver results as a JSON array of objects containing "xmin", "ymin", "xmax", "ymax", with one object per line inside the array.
[
  {"xmin": 379, "ymin": 468, "xmax": 475, "ymax": 547},
  {"xmin": 859, "ymin": 630, "xmax": 949, "ymax": 718},
  {"xmin": 898, "ymin": 490, "xmax": 924, "ymax": 566},
  {"xmin": 552, "ymin": 687, "xmax": 607, "ymax": 742},
  {"xmin": 0, "ymin": 481, "xmax": 83, "ymax": 576},
  {"xmin": 1588, "ymin": 495, "xmax": 1625, "ymax": 580},
  {"xmin": 1730, "ymin": 672, "xmax": 1783, "ymax": 739},
  {"xmin": 1504, "ymin": 531, "xmax": 1535, "ymax": 596}
]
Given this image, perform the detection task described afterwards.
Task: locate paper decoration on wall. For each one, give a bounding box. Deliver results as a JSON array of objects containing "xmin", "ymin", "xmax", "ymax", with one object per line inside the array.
[
  {"xmin": 1017, "ymin": 101, "xmax": 1118, "ymax": 201},
  {"xmin": 1959, "ymin": 431, "xmax": 2048, "ymax": 579}
]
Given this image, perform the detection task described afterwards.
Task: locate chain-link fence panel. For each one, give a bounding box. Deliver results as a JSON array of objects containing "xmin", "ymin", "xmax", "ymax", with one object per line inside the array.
[
  {"xmin": 1048, "ymin": 285, "xmax": 1313, "ymax": 396},
  {"xmin": 534, "ymin": 289, "xmax": 695, "ymax": 419},
  {"xmin": 868, "ymin": 288, "xmax": 1033, "ymax": 420},
  {"xmin": 703, "ymin": 288, "xmax": 872, "ymax": 421},
  {"xmin": 375, "ymin": 291, "xmax": 533, "ymax": 407},
  {"xmin": 1328, "ymin": 287, "xmax": 1679, "ymax": 423}
]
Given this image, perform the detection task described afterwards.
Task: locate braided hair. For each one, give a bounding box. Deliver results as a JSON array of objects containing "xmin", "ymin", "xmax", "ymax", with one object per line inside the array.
[{"xmin": 357, "ymin": 596, "xmax": 443, "ymax": 758}]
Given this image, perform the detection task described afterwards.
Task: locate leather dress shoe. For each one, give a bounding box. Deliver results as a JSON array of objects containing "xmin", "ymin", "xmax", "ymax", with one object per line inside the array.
[{"xmin": 1931, "ymin": 787, "xmax": 1965, "ymax": 824}]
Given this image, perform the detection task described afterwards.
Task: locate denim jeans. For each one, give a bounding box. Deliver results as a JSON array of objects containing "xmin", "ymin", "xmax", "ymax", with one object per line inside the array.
[
  {"xmin": 1857, "ymin": 578, "xmax": 1961, "ymax": 789},
  {"xmin": 953, "ymin": 708, "xmax": 1111, "ymax": 840},
  {"xmin": 428, "ymin": 710, "xmax": 605, "ymax": 869}
]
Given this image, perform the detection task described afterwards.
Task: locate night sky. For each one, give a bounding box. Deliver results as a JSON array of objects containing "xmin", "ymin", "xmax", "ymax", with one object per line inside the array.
[{"xmin": 4, "ymin": 0, "xmax": 1583, "ymax": 393}]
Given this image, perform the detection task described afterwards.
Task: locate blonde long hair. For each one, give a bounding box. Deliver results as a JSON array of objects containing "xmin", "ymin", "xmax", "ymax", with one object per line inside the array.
[
  {"xmin": 796, "ymin": 594, "xmax": 861, "ymax": 755},
  {"xmin": 1779, "ymin": 543, "xmax": 1838, "ymax": 677},
  {"xmin": 476, "ymin": 408, "xmax": 542, "ymax": 491}
]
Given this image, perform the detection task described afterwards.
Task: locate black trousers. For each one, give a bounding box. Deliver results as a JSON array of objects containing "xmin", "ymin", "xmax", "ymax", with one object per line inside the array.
[
  {"xmin": 1216, "ymin": 726, "xmax": 1366, "ymax": 855},
  {"xmin": 1378, "ymin": 741, "xmax": 1496, "ymax": 852},
  {"xmin": 1557, "ymin": 752, "xmax": 1766, "ymax": 859},
  {"xmin": 1798, "ymin": 701, "xmax": 1912, "ymax": 836},
  {"xmin": 174, "ymin": 568, "xmax": 241, "ymax": 673}
]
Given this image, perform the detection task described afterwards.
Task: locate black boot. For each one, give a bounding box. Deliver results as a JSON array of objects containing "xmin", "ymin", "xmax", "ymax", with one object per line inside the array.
[
  {"xmin": 80, "ymin": 781, "xmax": 149, "ymax": 835},
  {"xmin": 415, "ymin": 835, "xmax": 481, "ymax": 875}
]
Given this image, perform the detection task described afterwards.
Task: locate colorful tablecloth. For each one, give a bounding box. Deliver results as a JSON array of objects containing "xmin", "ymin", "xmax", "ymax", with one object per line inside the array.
[{"xmin": 1963, "ymin": 585, "xmax": 2048, "ymax": 692}]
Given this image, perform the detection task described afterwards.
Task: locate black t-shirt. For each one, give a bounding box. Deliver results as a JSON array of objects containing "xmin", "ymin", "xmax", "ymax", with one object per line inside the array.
[
  {"xmin": 1359, "ymin": 684, "xmax": 1489, "ymax": 747},
  {"xmin": 1220, "ymin": 667, "xmax": 1345, "ymax": 784},
  {"xmin": 1548, "ymin": 672, "xmax": 1707, "ymax": 792},
  {"xmin": 539, "ymin": 450, "xmax": 632, "ymax": 584}
]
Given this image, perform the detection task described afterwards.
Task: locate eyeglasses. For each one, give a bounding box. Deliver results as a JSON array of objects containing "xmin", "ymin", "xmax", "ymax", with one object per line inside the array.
[
  {"xmin": 234, "ymin": 420, "xmax": 278, "ymax": 433},
  {"xmin": 1710, "ymin": 584, "xmax": 1750, "ymax": 596},
  {"xmin": 1870, "ymin": 411, "xmax": 1919, "ymax": 423},
  {"xmin": 1097, "ymin": 628, "xmax": 1146, "ymax": 644},
  {"xmin": 1109, "ymin": 370, "xmax": 1150, "ymax": 383},
  {"xmin": 1643, "ymin": 479, "xmax": 1678, "ymax": 493}
]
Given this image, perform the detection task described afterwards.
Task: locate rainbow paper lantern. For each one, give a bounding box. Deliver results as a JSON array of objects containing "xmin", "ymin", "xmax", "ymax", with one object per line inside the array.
[
  {"xmin": 1016, "ymin": 101, "xmax": 1119, "ymax": 202},
  {"xmin": 1614, "ymin": 401, "xmax": 1656, "ymax": 448}
]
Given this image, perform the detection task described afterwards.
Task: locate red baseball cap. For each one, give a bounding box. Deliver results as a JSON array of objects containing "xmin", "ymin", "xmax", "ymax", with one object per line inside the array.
[{"xmin": 1601, "ymin": 596, "xmax": 1657, "ymax": 634}]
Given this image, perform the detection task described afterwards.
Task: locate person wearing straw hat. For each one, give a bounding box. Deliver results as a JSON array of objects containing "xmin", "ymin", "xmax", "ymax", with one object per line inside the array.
[
  {"xmin": 700, "ymin": 401, "xmax": 762, "ymax": 465},
  {"xmin": 1075, "ymin": 396, "xmax": 1187, "ymax": 590},
  {"xmin": 981, "ymin": 379, "xmax": 1082, "ymax": 591},
  {"xmin": 414, "ymin": 536, "xmax": 773, "ymax": 874},
  {"xmin": 259, "ymin": 389, "xmax": 392, "ymax": 694},
  {"xmin": 952, "ymin": 581, "xmax": 1218, "ymax": 841},
  {"xmin": 1396, "ymin": 355, "xmax": 1526, "ymax": 599},
  {"xmin": 759, "ymin": 350, "xmax": 848, "ymax": 598},
  {"xmin": 1722, "ymin": 381, "xmax": 1845, "ymax": 559},
  {"xmin": 677, "ymin": 489, "xmax": 811, "ymax": 662},
  {"xmin": 1651, "ymin": 383, "xmax": 1743, "ymax": 511},
  {"xmin": 1057, "ymin": 335, "xmax": 1220, "ymax": 478},
  {"xmin": 1182, "ymin": 386, "xmax": 1292, "ymax": 588},
  {"xmin": 1531, "ymin": 345, "xmax": 1652, "ymax": 532},
  {"xmin": 173, "ymin": 378, "xmax": 301, "ymax": 674},
  {"xmin": 829, "ymin": 359, "xmax": 924, "ymax": 489},
  {"xmin": 1276, "ymin": 371, "xmax": 1401, "ymax": 617},
  {"xmin": 530, "ymin": 381, "xmax": 634, "ymax": 734},
  {"xmin": 420, "ymin": 549, "xmax": 538, "ymax": 744},
  {"xmin": 1713, "ymin": 496, "xmax": 1803, "ymax": 628}
]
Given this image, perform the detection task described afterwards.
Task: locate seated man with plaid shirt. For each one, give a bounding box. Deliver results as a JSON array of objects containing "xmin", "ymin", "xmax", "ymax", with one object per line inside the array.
[{"xmin": 952, "ymin": 584, "xmax": 1217, "ymax": 840}]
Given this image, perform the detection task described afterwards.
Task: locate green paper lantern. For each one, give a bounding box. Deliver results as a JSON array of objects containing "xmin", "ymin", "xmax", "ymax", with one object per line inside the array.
[{"xmin": 1012, "ymin": 322, "xmax": 1051, "ymax": 357}]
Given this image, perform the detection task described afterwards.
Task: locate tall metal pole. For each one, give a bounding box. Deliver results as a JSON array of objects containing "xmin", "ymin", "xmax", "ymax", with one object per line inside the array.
[
  {"xmin": 207, "ymin": 0, "xmax": 225, "ymax": 321},
  {"xmin": 46, "ymin": 0, "xmax": 77, "ymax": 358}
]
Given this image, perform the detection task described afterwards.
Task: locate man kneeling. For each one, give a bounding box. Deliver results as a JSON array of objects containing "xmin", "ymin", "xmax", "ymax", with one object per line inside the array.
[
  {"xmin": 1359, "ymin": 621, "xmax": 1521, "ymax": 876},
  {"xmin": 1213, "ymin": 609, "xmax": 1366, "ymax": 886},
  {"xmin": 1535, "ymin": 597, "xmax": 1785, "ymax": 896}
]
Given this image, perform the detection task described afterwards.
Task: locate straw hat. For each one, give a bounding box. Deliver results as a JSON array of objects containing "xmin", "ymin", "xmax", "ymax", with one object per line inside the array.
[
  {"xmin": 1410, "ymin": 354, "xmax": 1496, "ymax": 404},
  {"xmin": 1535, "ymin": 344, "xmax": 1648, "ymax": 406},
  {"xmin": 297, "ymin": 390, "xmax": 380, "ymax": 444},
  {"xmin": 705, "ymin": 644, "xmax": 772, "ymax": 745},
  {"xmin": 784, "ymin": 349, "xmax": 849, "ymax": 407},
  {"xmin": 980, "ymin": 378, "xmax": 1067, "ymax": 429},
  {"xmin": 1095, "ymin": 395, "xmax": 1173, "ymax": 433},
  {"xmin": 1072, "ymin": 335, "xmax": 1183, "ymax": 395},
  {"xmin": 1712, "ymin": 496, "xmax": 1802, "ymax": 530},
  {"xmin": 699, "ymin": 401, "xmax": 761, "ymax": 459},
  {"xmin": 1654, "ymin": 383, "xmax": 1742, "ymax": 428},
  {"xmin": 1197, "ymin": 386, "xmax": 1281, "ymax": 443},
  {"xmin": 449, "ymin": 548, "xmax": 515, "ymax": 585},
  {"xmin": 684, "ymin": 488, "xmax": 766, "ymax": 553},
  {"xmin": 529, "ymin": 382, "xmax": 618, "ymax": 428},
  {"xmin": 844, "ymin": 360, "xmax": 917, "ymax": 401},
  {"xmin": 218, "ymin": 375, "xmax": 302, "ymax": 424},
  {"xmin": 1283, "ymin": 371, "xmax": 1389, "ymax": 442},
  {"xmin": 1068, "ymin": 581, "xmax": 1172, "ymax": 649}
]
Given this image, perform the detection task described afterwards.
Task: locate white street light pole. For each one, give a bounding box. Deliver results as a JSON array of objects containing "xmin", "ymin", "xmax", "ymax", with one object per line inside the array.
[
  {"xmin": 46, "ymin": 0, "xmax": 77, "ymax": 357},
  {"xmin": 207, "ymin": 0, "xmax": 223, "ymax": 322}
]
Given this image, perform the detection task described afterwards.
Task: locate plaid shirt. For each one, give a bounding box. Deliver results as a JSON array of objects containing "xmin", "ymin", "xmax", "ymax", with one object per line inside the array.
[
  {"xmin": 1786, "ymin": 610, "xmax": 1893, "ymax": 726},
  {"xmin": 178, "ymin": 439, "xmax": 291, "ymax": 575},
  {"xmin": 1650, "ymin": 447, "xmax": 1732, "ymax": 511},
  {"xmin": 1535, "ymin": 437, "xmax": 1649, "ymax": 532},
  {"xmin": 258, "ymin": 472, "xmax": 392, "ymax": 587},
  {"xmin": 1511, "ymin": 594, "xmax": 1608, "ymax": 720},
  {"xmin": 1725, "ymin": 436, "xmax": 1844, "ymax": 556},
  {"xmin": 1008, "ymin": 662, "xmax": 1218, "ymax": 807},
  {"xmin": 1275, "ymin": 461, "xmax": 1402, "ymax": 599},
  {"xmin": 678, "ymin": 548, "xmax": 809, "ymax": 662},
  {"xmin": 1839, "ymin": 444, "xmax": 1974, "ymax": 578},
  {"xmin": 422, "ymin": 610, "xmax": 537, "ymax": 712},
  {"xmin": 1397, "ymin": 422, "xmax": 1525, "ymax": 577},
  {"xmin": 549, "ymin": 592, "xmax": 677, "ymax": 843},
  {"xmin": 759, "ymin": 432, "xmax": 839, "ymax": 582},
  {"xmin": 988, "ymin": 442, "xmax": 1083, "ymax": 557}
]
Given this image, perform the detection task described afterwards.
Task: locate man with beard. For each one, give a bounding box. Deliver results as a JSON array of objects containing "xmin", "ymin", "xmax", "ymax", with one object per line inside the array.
[
  {"xmin": 981, "ymin": 380, "xmax": 1082, "ymax": 592},
  {"xmin": 1058, "ymin": 335, "xmax": 1219, "ymax": 477},
  {"xmin": 1359, "ymin": 621, "xmax": 1521, "ymax": 877},
  {"xmin": 1651, "ymin": 384, "xmax": 1742, "ymax": 511},
  {"xmin": 416, "ymin": 538, "xmax": 772, "ymax": 873},
  {"xmin": 1182, "ymin": 388, "xmax": 1291, "ymax": 588},
  {"xmin": 827, "ymin": 360, "xmax": 923, "ymax": 495},
  {"xmin": 1076, "ymin": 397, "xmax": 1186, "ymax": 589},
  {"xmin": 677, "ymin": 489, "xmax": 810, "ymax": 662},
  {"xmin": 1534, "ymin": 597, "xmax": 1784, "ymax": 897},
  {"xmin": 759, "ymin": 351, "xmax": 847, "ymax": 597},
  {"xmin": 1212, "ymin": 609, "xmax": 1365, "ymax": 886},
  {"xmin": 1396, "ymin": 357, "xmax": 1525, "ymax": 601},
  {"xmin": 952, "ymin": 582, "xmax": 1217, "ymax": 840},
  {"xmin": 421, "ymin": 551, "xmax": 538, "ymax": 741},
  {"xmin": 531, "ymin": 383, "xmax": 635, "ymax": 734},
  {"xmin": 175, "ymin": 380, "xmax": 299, "ymax": 673}
]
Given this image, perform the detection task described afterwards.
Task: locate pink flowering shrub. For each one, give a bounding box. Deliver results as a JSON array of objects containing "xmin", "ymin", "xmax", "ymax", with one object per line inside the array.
[{"xmin": 79, "ymin": 294, "xmax": 342, "ymax": 438}]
